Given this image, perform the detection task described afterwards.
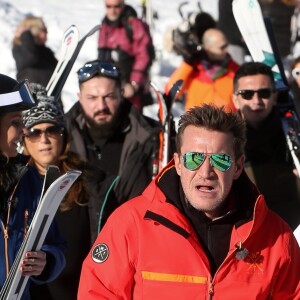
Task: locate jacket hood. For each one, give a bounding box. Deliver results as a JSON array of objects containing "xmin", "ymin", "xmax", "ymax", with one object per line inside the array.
[{"xmin": 142, "ymin": 159, "xmax": 267, "ymax": 239}]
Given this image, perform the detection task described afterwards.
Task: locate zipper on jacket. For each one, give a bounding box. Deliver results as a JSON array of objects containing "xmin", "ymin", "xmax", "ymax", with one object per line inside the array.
[
  {"xmin": 208, "ymin": 280, "xmax": 214, "ymax": 299},
  {"xmin": 1, "ymin": 220, "xmax": 10, "ymax": 277},
  {"xmin": 24, "ymin": 209, "xmax": 29, "ymax": 237}
]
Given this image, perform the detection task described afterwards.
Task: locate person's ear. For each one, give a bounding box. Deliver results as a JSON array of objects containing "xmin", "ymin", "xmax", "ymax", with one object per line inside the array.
[
  {"xmin": 174, "ymin": 152, "xmax": 182, "ymax": 176},
  {"xmin": 232, "ymin": 93, "xmax": 240, "ymax": 110},
  {"xmin": 233, "ymin": 154, "xmax": 245, "ymax": 180}
]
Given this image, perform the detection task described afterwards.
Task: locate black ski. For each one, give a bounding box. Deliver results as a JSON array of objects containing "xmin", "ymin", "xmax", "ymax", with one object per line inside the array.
[{"xmin": 150, "ymin": 79, "xmax": 183, "ymax": 172}]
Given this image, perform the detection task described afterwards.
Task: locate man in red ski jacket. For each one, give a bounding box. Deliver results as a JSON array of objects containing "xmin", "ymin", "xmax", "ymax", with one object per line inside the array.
[
  {"xmin": 78, "ymin": 104, "xmax": 300, "ymax": 299},
  {"xmin": 98, "ymin": 0, "xmax": 155, "ymax": 110}
]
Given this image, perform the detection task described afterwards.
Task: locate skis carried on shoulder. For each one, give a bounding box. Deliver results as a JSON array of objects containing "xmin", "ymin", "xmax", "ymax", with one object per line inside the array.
[
  {"xmin": 46, "ymin": 25, "xmax": 79, "ymax": 96},
  {"xmin": 0, "ymin": 166, "xmax": 81, "ymax": 300},
  {"xmin": 233, "ymin": 0, "xmax": 300, "ymax": 177},
  {"xmin": 46, "ymin": 24, "xmax": 100, "ymax": 100},
  {"xmin": 150, "ymin": 79, "xmax": 183, "ymax": 174}
]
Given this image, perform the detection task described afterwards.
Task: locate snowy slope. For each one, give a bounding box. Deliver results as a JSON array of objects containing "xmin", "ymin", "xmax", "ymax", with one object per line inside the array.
[{"xmin": 0, "ymin": 0, "xmax": 218, "ymax": 115}]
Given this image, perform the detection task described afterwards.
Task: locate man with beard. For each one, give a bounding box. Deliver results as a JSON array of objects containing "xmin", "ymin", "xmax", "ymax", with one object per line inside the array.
[
  {"xmin": 97, "ymin": 0, "xmax": 155, "ymax": 110},
  {"xmin": 64, "ymin": 60, "xmax": 159, "ymax": 243}
]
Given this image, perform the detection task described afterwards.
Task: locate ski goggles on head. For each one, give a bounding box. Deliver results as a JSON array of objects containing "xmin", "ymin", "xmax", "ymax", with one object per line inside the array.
[
  {"xmin": 77, "ymin": 61, "xmax": 120, "ymax": 83},
  {"xmin": 235, "ymin": 88, "xmax": 273, "ymax": 100},
  {"xmin": 182, "ymin": 152, "xmax": 232, "ymax": 172},
  {"xmin": 0, "ymin": 80, "xmax": 36, "ymax": 112},
  {"xmin": 292, "ymin": 68, "xmax": 300, "ymax": 79}
]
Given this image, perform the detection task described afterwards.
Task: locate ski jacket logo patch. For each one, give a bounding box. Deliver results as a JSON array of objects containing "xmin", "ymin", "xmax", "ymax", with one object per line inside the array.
[{"xmin": 92, "ymin": 243, "xmax": 109, "ymax": 263}]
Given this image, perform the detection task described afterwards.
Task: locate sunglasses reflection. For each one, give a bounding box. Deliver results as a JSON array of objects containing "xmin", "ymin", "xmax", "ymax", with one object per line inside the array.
[{"xmin": 183, "ymin": 152, "xmax": 232, "ymax": 172}]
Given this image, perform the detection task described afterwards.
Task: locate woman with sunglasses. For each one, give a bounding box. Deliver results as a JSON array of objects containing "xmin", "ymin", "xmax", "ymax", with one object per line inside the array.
[
  {"xmin": 22, "ymin": 84, "xmax": 90, "ymax": 300},
  {"xmin": 0, "ymin": 75, "xmax": 66, "ymax": 300}
]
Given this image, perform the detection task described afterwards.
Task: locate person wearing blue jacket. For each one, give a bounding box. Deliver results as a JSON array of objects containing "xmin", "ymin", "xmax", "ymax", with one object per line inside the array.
[{"xmin": 0, "ymin": 74, "xmax": 66, "ymax": 299}]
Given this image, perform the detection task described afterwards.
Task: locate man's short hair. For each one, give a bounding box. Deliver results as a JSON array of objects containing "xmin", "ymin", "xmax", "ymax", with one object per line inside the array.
[
  {"xmin": 176, "ymin": 104, "xmax": 246, "ymax": 160},
  {"xmin": 233, "ymin": 62, "xmax": 275, "ymax": 92}
]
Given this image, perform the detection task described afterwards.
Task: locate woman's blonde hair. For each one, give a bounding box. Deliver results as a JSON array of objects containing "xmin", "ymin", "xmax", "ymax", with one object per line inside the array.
[{"xmin": 13, "ymin": 16, "xmax": 46, "ymax": 45}]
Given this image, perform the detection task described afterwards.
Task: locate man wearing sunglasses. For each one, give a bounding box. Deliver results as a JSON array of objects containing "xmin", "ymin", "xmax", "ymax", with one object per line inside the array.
[
  {"xmin": 97, "ymin": 0, "xmax": 155, "ymax": 110},
  {"xmin": 232, "ymin": 62, "xmax": 300, "ymax": 230},
  {"xmin": 78, "ymin": 104, "xmax": 300, "ymax": 299},
  {"xmin": 65, "ymin": 60, "xmax": 160, "ymax": 243}
]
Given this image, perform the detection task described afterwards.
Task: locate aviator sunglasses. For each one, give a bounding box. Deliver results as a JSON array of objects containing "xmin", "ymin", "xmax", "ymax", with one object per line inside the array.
[
  {"xmin": 182, "ymin": 152, "xmax": 232, "ymax": 172},
  {"xmin": 24, "ymin": 125, "xmax": 64, "ymax": 142},
  {"xmin": 77, "ymin": 61, "xmax": 120, "ymax": 83},
  {"xmin": 235, "ymin": 88, "xmax": 273, "ymax": 100}
]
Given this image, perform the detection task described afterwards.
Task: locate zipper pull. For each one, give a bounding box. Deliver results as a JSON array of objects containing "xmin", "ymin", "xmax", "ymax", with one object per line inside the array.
[
  {"xmin": 24, "ymin": 209, "xmax": 29, "ymax": 237},
  {"xmin": 209, "ymin": 282, "xmax": 214, "ymax": 299},
  {"xmin": 3, "ymin": 227, "xmax": 8, "ymax": 240}
]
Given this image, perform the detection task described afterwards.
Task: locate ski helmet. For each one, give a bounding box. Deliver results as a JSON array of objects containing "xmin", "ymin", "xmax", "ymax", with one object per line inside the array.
[{"xmin": 0, "ymin": 74, "xmax": 36, "ymax": 113}]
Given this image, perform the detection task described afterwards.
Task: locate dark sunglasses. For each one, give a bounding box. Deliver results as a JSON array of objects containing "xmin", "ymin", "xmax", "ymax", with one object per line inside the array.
[
  {"xmin": 77, "ymin": 61, "xmax": 120, "ymax": 83},
  {"xmin": 106, "ymin": 3, "xmax": 122, "ymax": 8},
  {"xmin": 235, "ymin": 88, "xmax": 273, "ymax": 100},
  {"xmin": 182, "ymin": 152, "xmax": 232, "ymax": 172},
  {"xmin": 24, "ymin": 125, "xmax": 64, "ymax": 142}
]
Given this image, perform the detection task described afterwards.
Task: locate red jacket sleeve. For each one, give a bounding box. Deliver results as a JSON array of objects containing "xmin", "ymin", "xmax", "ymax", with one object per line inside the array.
[{"xmin": 77, "ymin": 208, "xmax": 137, "ymax": 299}]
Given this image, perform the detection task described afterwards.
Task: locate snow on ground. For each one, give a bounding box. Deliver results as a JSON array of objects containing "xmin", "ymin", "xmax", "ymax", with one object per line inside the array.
[{"xmin": 0, "ymin": 0, "xmax": 218, "ymax": 119}]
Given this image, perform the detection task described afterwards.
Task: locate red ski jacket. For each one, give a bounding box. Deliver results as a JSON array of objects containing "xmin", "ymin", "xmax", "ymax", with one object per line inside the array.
[
  {"xmin": 78, "ymin": 161, "xmax": 300, "ymax": 299},
  {"xmin": 98, "ymin": 15, "xmax": 153, "ymax": 86}
]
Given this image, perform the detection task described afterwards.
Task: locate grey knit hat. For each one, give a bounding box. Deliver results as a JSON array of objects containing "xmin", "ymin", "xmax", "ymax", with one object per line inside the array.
[{"xmin": 22, "ymin": 83, "xmax": 64, "ymax": 129}]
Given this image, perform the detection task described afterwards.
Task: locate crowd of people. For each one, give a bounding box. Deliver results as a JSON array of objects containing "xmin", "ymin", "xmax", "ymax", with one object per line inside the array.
[{"xmin": 0, "ymin": 0, "xmax": 299, "ymax": 299}]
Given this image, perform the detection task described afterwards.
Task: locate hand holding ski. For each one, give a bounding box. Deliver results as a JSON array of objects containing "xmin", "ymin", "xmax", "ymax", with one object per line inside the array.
[{"xmin": 0, "ymin": 166, "xmax": 81, "ymax": 300}]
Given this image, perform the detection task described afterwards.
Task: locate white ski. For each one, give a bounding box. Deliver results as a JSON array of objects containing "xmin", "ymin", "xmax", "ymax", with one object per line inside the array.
[
  {"xmin": 46, "ymin": 24, "xmax": 100, "ymax": 101},
  {"xmin": 0, "ymin": 166, "xmax": 81, "ymax": 300},
  {"xmin": 46, "ymin": 25, "xmax": 79, "ymax": 96}
]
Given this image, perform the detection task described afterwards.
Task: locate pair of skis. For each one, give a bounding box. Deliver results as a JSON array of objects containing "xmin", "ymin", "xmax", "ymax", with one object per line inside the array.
[
  {"xmin": 233, "ymin": 0, "xmax": 300, "ymax": 177},
  {"xmin": 150, "ymin": 79, "xmax": 183, "ymax": 176},
  {"xmin": 46, "ymin": 24, "xmax": 100, "ymax": 100},
  {"xmin": 0, "ymin": 166, "xmax": 81, "ymax": 300}
]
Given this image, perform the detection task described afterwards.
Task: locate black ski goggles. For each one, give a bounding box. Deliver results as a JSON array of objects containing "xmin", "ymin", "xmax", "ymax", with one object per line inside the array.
[
  {"xmin": 77, "ymin": 61, "xmax": 120, "ymax": 83},
  {"xmin": 24, "ymin": 125, "xmax": 65, "ymax": 142},
  {"xmin": 182, "ymin": 152, "xmax": 232, "ymax": 172},
  {"xmin": 235, "ymin": 88, "xmax": 273, "ymax": 100}
]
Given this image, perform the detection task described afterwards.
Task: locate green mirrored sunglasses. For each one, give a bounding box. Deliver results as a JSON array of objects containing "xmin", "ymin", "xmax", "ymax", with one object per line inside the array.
[{"xmin": 182, "ymin": 152, "xmax": 232, "ymax": 172}]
